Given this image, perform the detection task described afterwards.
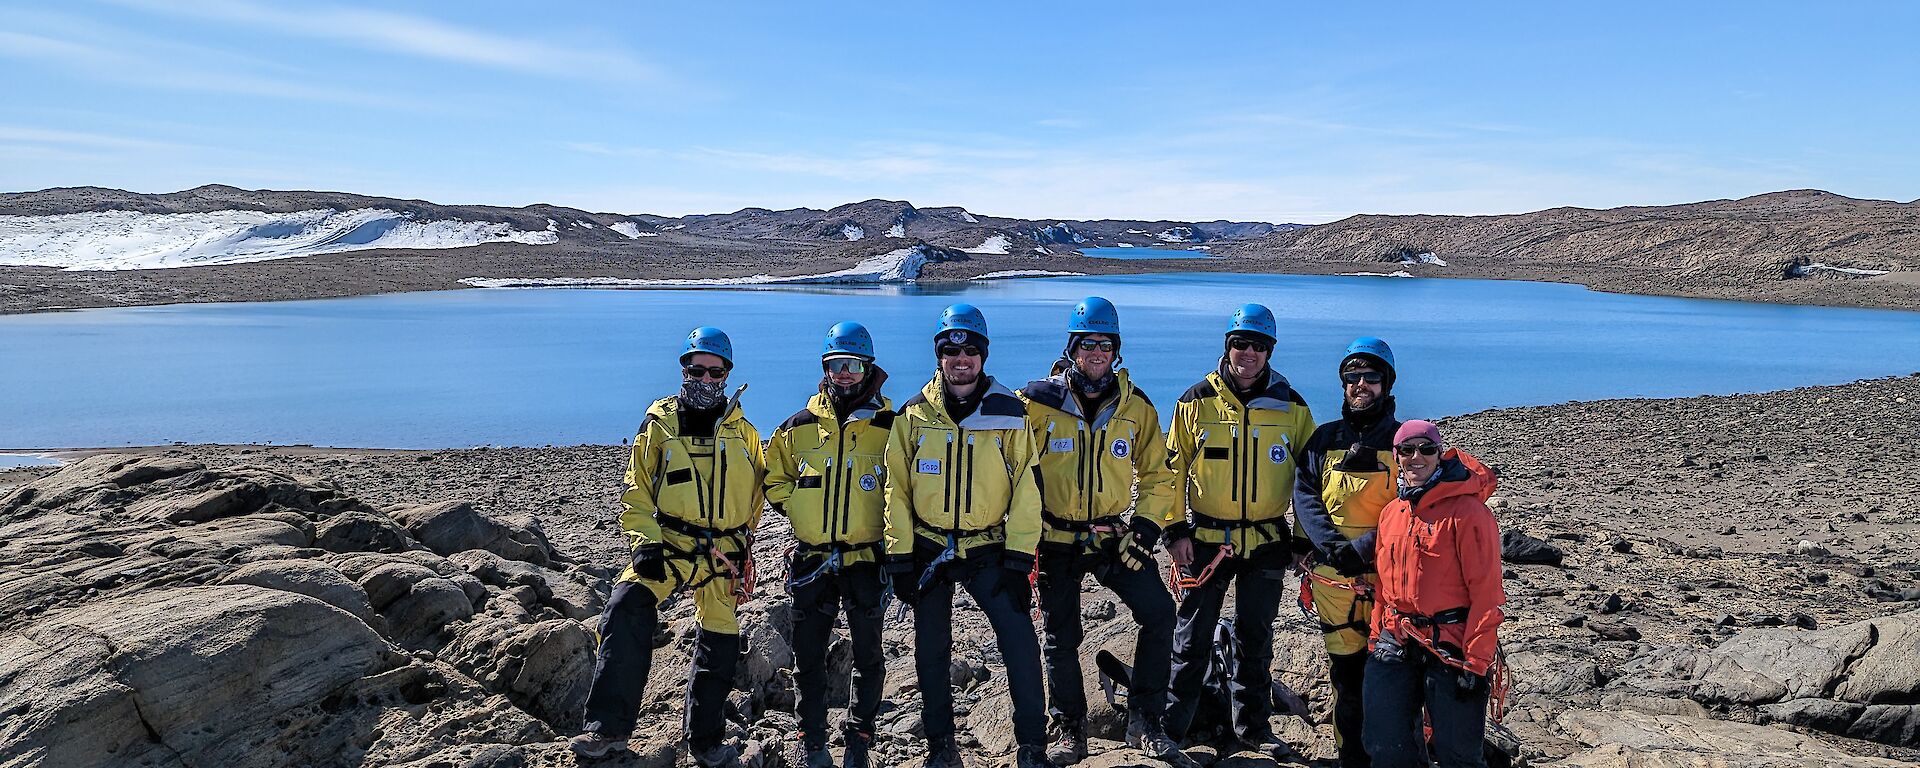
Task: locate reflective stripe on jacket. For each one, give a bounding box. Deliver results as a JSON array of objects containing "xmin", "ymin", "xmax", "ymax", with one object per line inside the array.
[
  {"xmin": 620, "ymin": 395, "xmax": 766, "ymax": 550},
  {"xmin": 1018, "ymin": 369, "xmax": 1175, "ymax": 545},
  {"xmin": 1165, "ymin": 369, "xmax": 1315, "ymax": 552},
  {"xmin": 765, "ymin": 390, "xmax": 896, "ymax": 560},
  {"xmin": 882, "ymin": 373, "xmax": 1042, "ymax": 563}
]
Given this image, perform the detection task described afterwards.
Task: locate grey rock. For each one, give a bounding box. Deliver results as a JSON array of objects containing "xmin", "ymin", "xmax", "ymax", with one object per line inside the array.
[
  {"xmin": 392, "ymin": 500, "xmax": 557, "ymax": 566},
  {"xmin": 314, "ymin": 509, "xmax": 413, "ymax": 553},
  {"xmin": 217, "ymin": 559, "xmax": 372, "ymax": 619}
]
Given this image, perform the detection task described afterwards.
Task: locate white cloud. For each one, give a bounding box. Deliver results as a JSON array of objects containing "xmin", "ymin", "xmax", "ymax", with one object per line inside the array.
[{"xmin": 0, "ymin": 25, "xmax": 400, "ymax": 106}]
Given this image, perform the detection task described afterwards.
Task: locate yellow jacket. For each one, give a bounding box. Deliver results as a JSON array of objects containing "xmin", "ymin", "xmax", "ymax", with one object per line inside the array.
[
  {"xmin": 1018, "ymin": 369, "xmax": 1176, "ymax": 545},
  {"xmin": 765, "ymin": 389, "xmax": 896, "ymax": 560},
  {"xmin": 1166, "ymin": 369, "xmax": 1316, "ymax": 552},
  {"xmin": 883, "ymin": 374, "xmax": 1042, "ymax": 561},
  {"xmin": 619, "ymin": 395, "xmax": 766, "ymax": 551}
]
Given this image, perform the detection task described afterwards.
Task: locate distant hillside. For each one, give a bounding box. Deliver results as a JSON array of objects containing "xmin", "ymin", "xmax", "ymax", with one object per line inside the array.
[{"xmin": 1232, "ymin": 189, "xmax": 1920, "ymax": 281}]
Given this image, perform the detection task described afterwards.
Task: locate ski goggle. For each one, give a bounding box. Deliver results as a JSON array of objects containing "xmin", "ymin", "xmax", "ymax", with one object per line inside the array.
[
  {"xmin": 1227, "ymin": 337, "xmax": 1272, "ymax": 353},
  {"xmin": 937, "ymin": 344, "xmax": 983, "ymax": 358},
  {"xmin": 1074, "ymin": 338, "xmax": 1116, "ymax": 352},
  {"xmin": 1393, "ymin": 442, "xmax": 1441, "ymax": 458},
  {"xmin": 824, "ymin": 358, "xmax": 867, "ymax": 374},
  {"xmin": 683, "ymin": 364, "xmax": 729, "ymax": 380},
  {"xmin": 1341, "ymin": 371, "xmax": 1385, "ymax": 385}
]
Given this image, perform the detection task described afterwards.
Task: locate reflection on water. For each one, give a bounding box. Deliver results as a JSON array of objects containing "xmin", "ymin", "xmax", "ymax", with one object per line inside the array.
[{"xmin": 1, "ymin": 273, "xmax": 1916, "ymax": 448}]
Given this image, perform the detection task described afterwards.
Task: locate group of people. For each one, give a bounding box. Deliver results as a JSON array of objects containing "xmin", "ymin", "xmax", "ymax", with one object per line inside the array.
[{"xmin": 567, "ymin": 298, "xmax": 1508, "ymax": 768}]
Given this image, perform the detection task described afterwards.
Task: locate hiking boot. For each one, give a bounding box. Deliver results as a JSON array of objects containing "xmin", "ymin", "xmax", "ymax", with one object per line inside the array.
[
  {"xmin": 690, "ymin": 741, "xmax": 741, "ymax": 767},
  {"xmin": 1126, "ymin": 711, "xmax": 1201, "ymax": 768},
  {"xmin": 1046, "ymin": 720, "xmax": 1088, "ymax": 765},
  {"xmin": 925, "ymin": 736, "xmax": 965, "ymax": 768},
  {"xmin": 567, "ymin": 731, "xmax": 628, "ymax": 758},
  {"xmin": 841, "ymin": 726, "xmax": 874, "ymax": 768},
  {"xmin": 791, "ymin": 738, "xmax": 833, "ymax": 768},
  {"xmin": 1016, "ymin": 745, "xmax": 1060, "ymax": 768},
  {"xmin": 1233, "ymin": 731, "xmax": 1298, "ymax": 761}
]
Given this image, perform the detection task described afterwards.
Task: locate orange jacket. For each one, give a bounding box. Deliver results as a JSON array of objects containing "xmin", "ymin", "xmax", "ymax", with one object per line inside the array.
[{"xmin": 1368, "ymin": 448, "xmax": 1505, "ymax": 675}]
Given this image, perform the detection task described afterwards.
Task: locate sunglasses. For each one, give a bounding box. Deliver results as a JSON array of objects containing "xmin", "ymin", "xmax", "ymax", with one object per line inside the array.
[
  {"xmin": 1075, "ymin": 339, "xmax": 1116, "ymax": 352},
  {"xmin": 1227, "ymin": 337, "xmax": 1272, "ymax": 353},
  {"xmin": 1393, "ymin": 442, "xmax": 1441, "ymax": 458},
  {"xmin": 824, "ymin": 358, "xmax": 867, "ymax": 374},
  {"xmin": 683, "ymin": 364, "xmax": 729, "ymax": 380},
  {"xmin": 1341, "ymin": 371, "xmax": 1385, "ymax": 385},
  {"xmin": 937, "ymin": 344, "xmax": 982, "ymax": 358}
]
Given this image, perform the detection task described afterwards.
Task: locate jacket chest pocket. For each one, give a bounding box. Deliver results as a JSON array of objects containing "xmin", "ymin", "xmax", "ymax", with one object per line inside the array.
[
  {"xmin": 1326, "ymin": 466, "xmax": 1396, "ymax": 530},
  {"xmin": 846, "ymin": 449, "xmax": 885, "ymax": 496}
]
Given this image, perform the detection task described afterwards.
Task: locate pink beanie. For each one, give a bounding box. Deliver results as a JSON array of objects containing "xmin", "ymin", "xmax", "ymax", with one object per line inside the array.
[{"xmin": 1393, "ymin": 419, "xmax": 1443, "ymax": 446}]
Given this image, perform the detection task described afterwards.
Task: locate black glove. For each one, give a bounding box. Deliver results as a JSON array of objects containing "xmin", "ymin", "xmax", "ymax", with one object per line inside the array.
[
  {"xmin": 1455, "ymin": 670, "xmax": 1487, "ymax": 693},
  {"xmin": 884, "ymin": 557, "xmax": 920, "ymax": 607},
  {"xmin": 631, "ymin": 543, "xmax": 667, "ymax": 581},
  {"xmin": 1128, "ymin": 516, "xmax": 1163, "ymax": 552},
  {"xmin": 994, "ymin": 561, "xmax": 1033, "ymax": 614},
  {"xmin": 1327, "ymin": 541, "xmax": 1372, "ymax": 577}
]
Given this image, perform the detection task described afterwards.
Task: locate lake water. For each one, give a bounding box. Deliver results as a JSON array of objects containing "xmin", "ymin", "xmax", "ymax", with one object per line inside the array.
[
  {"xmin": 1082, "ymin": 247, "xmax": 1217, "ymax": 260},
  {"xmin": 2, "ymin": 273, "xmax": 1916, "ymax": 448}
]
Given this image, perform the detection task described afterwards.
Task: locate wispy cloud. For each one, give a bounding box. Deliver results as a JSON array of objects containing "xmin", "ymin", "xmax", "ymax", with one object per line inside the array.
[
  {"xmin": 0, "ymin": 23, "xmax": 400, "ymax": 106},
  {"xmin": 0, "ymin": 124, "xmax": 193, "ymax": 152},
  {"xmin": 103, "ymin": 0, "xmax": 664, "ymax": 84}
]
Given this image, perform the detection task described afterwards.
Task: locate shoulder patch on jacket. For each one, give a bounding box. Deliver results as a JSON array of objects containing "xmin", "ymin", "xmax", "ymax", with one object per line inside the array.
[
  {"xmin": 902, "ymin": 392, "xmax": 930, "ymax": 409},
  {"xmin": 869, "ymin": 410, "xmax": 896, "ymax": 430},
  {"xmin": 1178, "ymin": 379, "xmax": 1216, "ymax": 404},
  {"xmin": 778, "ymin": 408, "xmax": 819, "ymax": 432},
  {"xmin": 1128, "ymin": 385, "xmax": 1154, "ymax": 408},
  {"xmin": 980, "ymin": 390, "xmax": 1027, "ymax": 418}
]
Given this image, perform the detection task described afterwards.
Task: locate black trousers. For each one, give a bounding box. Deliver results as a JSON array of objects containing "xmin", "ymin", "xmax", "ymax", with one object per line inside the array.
[
  {"xmin": 789, "ymin": 558, "xmax": 887, "ymax": 746},
  {"xmin": 580, "ymin": 581, "xmax": 741, "ymax": 749},
  {"xmin": 1330, "ymin": 651, "xmax": 1371, "ymax": 768},
  {"xmin": 911, "ymin": 547, "xmax": 1048, "ymax": 748},
  {"xmin": 1163, "ymin": 541, "xmax": 1288, "ymax": 741},
  {"xmin": 1036, "ymin": 542, "xmax": 1176, "ymax": 724},
  {"xmin": 1362, "ymin": 646, "xmax": 1488, "ymax": 768}
]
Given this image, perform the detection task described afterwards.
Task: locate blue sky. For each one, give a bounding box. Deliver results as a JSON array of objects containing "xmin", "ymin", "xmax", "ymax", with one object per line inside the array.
[{"xmin": 2, "ymin": 1, "xmax": 1916, "ymax": 223}]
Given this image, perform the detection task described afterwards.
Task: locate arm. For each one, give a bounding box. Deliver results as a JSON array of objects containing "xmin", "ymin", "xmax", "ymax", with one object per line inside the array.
[
  {"xmin": 1130, "ymin": 402, "xmax": 1175, "ymax": 547},
  {"xmin": 1161, "ymin": 399, "xmax": 1196, "ymax": 538},
  {"xmin": 1002, "ymin": 426, "xmax": 1043, "ymax": 564},
  {"xmin": 763, "ymin": 424, "xmax": 798, "ymax": 517},
  {"xmin": 883, "ymin": 417, "xmax": 915, "ymax": 556},
  {"xmin": 1290, "ymin": 428, "xmax": 1334, "ymax": 557},
  {"xmin": 743, "ymin": 421, "xmax": 767, "ymax": 529},
  {"xmin": 1456, "ymin": 502, "xmax": 1508, "ymax": 675},
  {"xmin": 618, "ymin": 423, "xmax": 665, "ymax": 549}
]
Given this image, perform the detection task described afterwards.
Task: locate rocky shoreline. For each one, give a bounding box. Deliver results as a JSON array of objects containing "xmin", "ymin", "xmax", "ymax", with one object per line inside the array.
[{"xmin": 4, "ymin": 374, "xmax": 1920, "ymax": 766}]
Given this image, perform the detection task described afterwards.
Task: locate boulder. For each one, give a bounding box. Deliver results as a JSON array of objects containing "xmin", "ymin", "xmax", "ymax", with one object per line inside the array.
[
  {"xmin": 380, "ymin": 577, "xmax": 476, "ymax": 649},
  {"xmin": 315, "ymin": 510, "xmax": 414, "ymax": 553},
  {"xmin": 392, "ymin": 501, "xmax": 557, "ymax": 566},
  {"xmin": 0, "ymin": 585, "xmax": 395, "ymax": 768},
  {"xmin": 1501, "ymin": 530, "xmax": 1565, "ymax": 566},
  {"xmin": 0, "ymin": 454, "xmax": 202, "ymax": 518},
  {"xmin": 1554, "ymin": 709, "xmax": 1911, "ymax": 767},
  {"xmin": 443, "ymin": 615, "xmax": 596, "ymax": 729},
  {"xmin": 217, "ymin": 559, "xmax": 373, "ymax": 619},
  {"xmin": 447, "ymin": 549, "xmax": 603, "ymax": 620}
]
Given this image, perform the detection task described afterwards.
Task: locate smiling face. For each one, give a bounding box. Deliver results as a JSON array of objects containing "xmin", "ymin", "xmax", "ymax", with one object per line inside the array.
[
  {"xmin": 824, "ymin": 358, "xmax": 867, "ymax": 390},
  {"xmin": 1225, "ymin": 335, "xmax": 1271, "ymax": 382},
  {"xmin": 1396, "ymin": 439, "xmax": 1441, "ymax": 486},
  {"xmin": 1071, "ymin": 333, "xmax": 1115, "ymax": 380},
  {"xmin": 938, "ymin": 344, "xmax": 981, "ymax": 387},
  {"xmin": 1343, "ymin": 361, "xmax": 1384, "ymax": 410}
]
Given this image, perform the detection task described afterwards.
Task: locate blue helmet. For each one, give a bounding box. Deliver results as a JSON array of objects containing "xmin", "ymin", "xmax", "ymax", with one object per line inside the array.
[
  {"xmin": 1067, "ymin": 297, "xmax": 1120, "ymax": 337},
  {"xmin": 682, "ymin": 326, "xmax": 733, "ymax": 367},
  {"xmin": 936, "ymin": 303, "xmax": 989, "ymax": 341},
  {"xmin": 1342, "ymin": 336, "xmax": 1395, "ymax": 372},
  {"xmin": 1225, "ymin": 303, "xmax": 1277, "ymax": 344},
  {"xmin": 823, "ymin": 321, "xmax": 876, "ymax": 361}
]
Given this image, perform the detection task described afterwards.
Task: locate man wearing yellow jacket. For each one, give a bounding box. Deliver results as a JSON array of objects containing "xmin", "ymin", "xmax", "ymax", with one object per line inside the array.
[
  {"xmin": 572, "ymin": 327, "xmax": 765, "ymax": 767},
  {"xmin": 1019, "ymin": 297, "xmax": 1193, "ymax": 768},
  {"xmin": 882, "ymin": 303, "xmax": 1054, "ymax": 768},
  {"xmin": 1161, "ymin": 304, "xmax": 1316, "ymax": 758},
  {"xmin": 1292, "ymin": 337, "xmax": 1401, "ymax": 768},
  {"xmin": 765, "ymin": 322, "xmax": 894, "ymax": 768}
]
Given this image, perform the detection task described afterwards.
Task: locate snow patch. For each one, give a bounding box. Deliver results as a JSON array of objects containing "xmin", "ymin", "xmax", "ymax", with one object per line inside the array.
[
  {"xmin": 962, "ymin": 234, "xmax": 1011, "ymax": 254},
  {"xmin": 1125, "ymin": 229, "xmax": 1149, "ymax": 235},
  {"xmin": 574, "ymin": 220, "xmax": 595, "ymax": 229},
  {"xmin": 960, "ymin": 211, "xmax": 979, "ymax": 224},
  {"xmin": 545, "ymin": 219, "xmax": 559, "ymax": 232},
  {"xmin": 662, "ymin": 223, "xmax": 687, "ymax": 231},
  {"xmin": 842, "ymin": 223, "xmax": 865, "ymax": 241},
  {"xmin": 1156, "ymin": 226, "xmax": 1195, "ymax": 243},
  {"xmin": 0, "ymin": 208, "xmax": 558, "ymax": 271},
  {"xmin": 463, "ymin": 246, "xmax": 933, "ymax": 289},
  {"xmin": 971, "ymin": 270, "xmax": 1085, "ymax": 280},
  {"xmin": 1189, "ymin": 245, "xmax": 1212, "ymax": 251},
  {"xmin": 1342, "ymin": 270, "xmax": 1415, "ymax": 278},
  {"xmin": 610, "ymin": 222, "xmax": 659, "ymax": 239},
  {"xmin": 1791, "ymin": 262, "xmax": 1889, "ymax": 277},
  {"xmin": 886, "ymin": 223, "xmax": 906, "ymax": 238},
  {"xmin": 1398, "ymin": 252, "xmax": 1447, "ymax": 267},
  {"xmin": 1116, "ymin": 243, "xmax": 1136, "ymax": 248}
]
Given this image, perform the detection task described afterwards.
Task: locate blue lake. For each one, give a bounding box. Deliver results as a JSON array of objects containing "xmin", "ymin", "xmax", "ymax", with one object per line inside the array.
[
  {"xmin": 1, "ymin": 273, "xmax": 1917, "ymax": 448},
  {"xmin": 1081, "ymin": 247, "xmax": 1218, "ymax": 259}
]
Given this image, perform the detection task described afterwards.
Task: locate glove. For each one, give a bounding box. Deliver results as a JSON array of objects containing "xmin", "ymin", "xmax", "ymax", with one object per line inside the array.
[
  {"xmin": 1327, "ymin": 541, "xmax": 1372, "ymax": 577},
  {"xmin": 994, "ymin": 561, "xmax": 1033, "ymax": 614},
  {"xmin": 1116, "ymin": 538, "xmax": 1151, "ymax": 572},
  {"xmin": 884, "ymin": 557, "xmax": 920, "ymax": 607},
  {"xmin": 631, "ymin": 543, "xmax": 667, "ymax": 581},
  {"xmin": 1370, "ymin": 631, "xmax": 1405, "ymax": 663},
  {"xmin": 1128, "ymin": 516, "xmax": 1163, "ymax": 552},
  {"xmin": 1455, "ymin": 670, "xmax": 1487, "ymax": 693}
]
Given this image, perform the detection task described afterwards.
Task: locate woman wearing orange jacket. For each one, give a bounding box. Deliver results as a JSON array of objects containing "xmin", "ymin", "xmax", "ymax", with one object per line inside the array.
[{"xmin": 1361, "ymin": 419, "xmax": 1504, "ymax": 768}]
